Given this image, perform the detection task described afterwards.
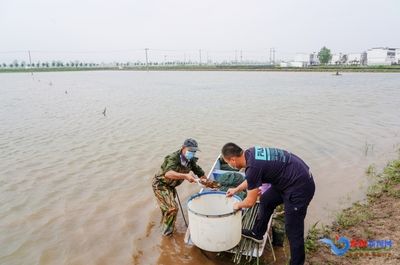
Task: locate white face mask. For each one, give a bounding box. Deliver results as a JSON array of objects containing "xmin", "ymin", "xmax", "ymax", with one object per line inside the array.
[{"xmin": 185, "ymin": 150, "xmax": 195, "ymax": 160}]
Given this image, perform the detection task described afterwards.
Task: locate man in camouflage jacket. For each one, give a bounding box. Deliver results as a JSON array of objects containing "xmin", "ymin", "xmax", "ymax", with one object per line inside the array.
[{"xmin": 152, "ymin": 138, "xmax": 206, "ymax": 236}]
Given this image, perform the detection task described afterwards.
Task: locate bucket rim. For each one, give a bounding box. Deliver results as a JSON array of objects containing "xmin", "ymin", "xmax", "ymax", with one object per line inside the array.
[{"xmin": 187, "ymin": 191, "xmax": 242, "ymax": 218}]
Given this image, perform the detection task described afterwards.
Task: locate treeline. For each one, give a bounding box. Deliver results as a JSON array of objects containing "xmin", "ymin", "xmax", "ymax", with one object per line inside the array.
[
  {"xmin": 0, "ymin": 60, "xmax": 100, "ymax": 68},
  {"xmin": 0, "ymin": 60, "xmax": 217, "ymax": 69}
]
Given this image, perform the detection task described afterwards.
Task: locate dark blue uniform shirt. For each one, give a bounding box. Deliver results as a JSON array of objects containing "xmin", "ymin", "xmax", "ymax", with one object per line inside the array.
[{"xmin": 245, "ymin": 146, "xmax": 311, "ymax": 193}]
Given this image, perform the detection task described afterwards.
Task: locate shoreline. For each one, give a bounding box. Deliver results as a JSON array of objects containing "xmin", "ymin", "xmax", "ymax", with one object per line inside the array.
[
  {"xmin": 1, "ymin": 65, "xmax": 400, "ymax": 73},
  {"xmin": 304, "ymin": 154, "xmax": 400, "ymax": 265}
]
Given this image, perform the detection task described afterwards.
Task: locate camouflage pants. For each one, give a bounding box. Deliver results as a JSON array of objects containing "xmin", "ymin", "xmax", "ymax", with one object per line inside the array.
[{"xmin": 152, "ymin": 184, "xmax": 178, "ymax": 236}]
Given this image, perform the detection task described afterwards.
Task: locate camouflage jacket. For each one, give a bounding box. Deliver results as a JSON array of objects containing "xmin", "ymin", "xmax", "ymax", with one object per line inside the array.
[{"xmin": 152, "ymin": 150, "xmax": 205, "ymax": 189}]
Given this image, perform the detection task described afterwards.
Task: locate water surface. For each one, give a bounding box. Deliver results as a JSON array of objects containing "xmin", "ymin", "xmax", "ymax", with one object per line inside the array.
[{"xmin": 1, "ymin": 71, "xmax": 400, "ymax": 265}]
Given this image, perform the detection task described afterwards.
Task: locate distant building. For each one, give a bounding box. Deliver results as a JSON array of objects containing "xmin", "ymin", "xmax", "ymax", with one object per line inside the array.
[
  {"xmin": 347, "ymin": 52, "xmax": 367, "ymax": 65},
  {"xmin": 277, "ymin": 53, "xmax": 320, "ymax": 68},
  {"xmin": 310, "ymin": 53, "xmax": 319, "ymax": 65},
  {"xmin": 361, "ymin": 52, "xmax": 367, "ymax": 65},
  {"xmin": 289, "ymin": 53, "xmax": 319, "ymax": 67},
  {"xmin": 367, "ymin": 47, "xmax": 397, "ymax": 66},
  {"xmin": 330, "ymin": 54, "xmax": 341, "ymax": 65},
  {"xmin": 279, "ymin": 60, "xmax": 307, "ymax": 68},
  {"xmin": 290, "ymin": 61, "xmax": 306, "ymax": 67},
  {"xmin": 279, "ymin": 62, "xmax": 289, "ymax": 67},
  {"xmin": 330, "ymin": 53, "xmax": 347, "ymax": 65},
  {"xmin": 396, "ymin": 49, "xmax": 400, "ymax": 64},
  {"xmin": 347, "ymin": 53, "xmax": 360, "ymax": 65},
  {"xmin": 294, "ymin": 53, "xmax": 310, "ymax": 64}
]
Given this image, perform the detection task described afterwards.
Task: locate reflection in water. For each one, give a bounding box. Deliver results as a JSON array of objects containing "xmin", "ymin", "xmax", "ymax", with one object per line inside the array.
[{"xmin": 0, "ymin": 71, "xmax": 400, "ymax": 265}]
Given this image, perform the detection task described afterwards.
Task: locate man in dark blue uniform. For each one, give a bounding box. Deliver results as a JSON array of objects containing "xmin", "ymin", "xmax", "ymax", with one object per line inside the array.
[{"xmin": 222, "ymin": 143, "xmax": 315, "ymax": 265}]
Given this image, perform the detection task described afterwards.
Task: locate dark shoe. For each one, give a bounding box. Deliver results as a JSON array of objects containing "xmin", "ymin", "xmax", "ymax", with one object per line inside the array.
[{"xmin": 242, "ymin": 229, "xmax": 263, "ymax": 243}]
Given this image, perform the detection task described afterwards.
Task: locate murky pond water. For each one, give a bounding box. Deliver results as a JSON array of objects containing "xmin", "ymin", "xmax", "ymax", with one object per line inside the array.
[{"xmin": 1, "ymin": 71, "xmax": 400, "ymax": 265}]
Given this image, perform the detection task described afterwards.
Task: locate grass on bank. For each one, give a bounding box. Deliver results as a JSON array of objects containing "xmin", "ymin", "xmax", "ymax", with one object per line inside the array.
[
  {"xmin": 366, "ymin": 159, "xmax": 400, "ymax": 200},
  {"xmin": 305, "ymin": 153, "xmax": 400, "ymax": 254}
]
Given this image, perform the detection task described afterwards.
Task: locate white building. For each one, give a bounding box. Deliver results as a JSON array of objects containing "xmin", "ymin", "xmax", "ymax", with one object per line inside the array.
[
  {"xmin": 367, "ymin": 47, "xmax": 397, "ymax": 66},
  {"xmin": 330, "ymin": 53, "xmax": 347, "ymax": 65},
  {"xmin": 396, "ymin": 49, "xmax": 400, "ymax": 64},
  {"xmin": 279, "ymin": 62, "xmax": 289, "ymax": 67},
  {"xmin": 289, "ymin": 61, "xmax": 306, "ymax": 67},
  {"xmin": 279, "ymin": 61, "xmax": 306, "ymax": 68},
  {"xmin": 291, "ymin": 53, "xmax": 319, "ymax": 67},
  {"xmin": 310, "ymin": 53, "xmax": 319, "ymax": 65},
  {"xmin": 331, "ymin": 54, "xmax": 341, "ymax": 65},
  {"xmin": 347, "ymin": 52, "xmax": 367, "ymax": 65}
]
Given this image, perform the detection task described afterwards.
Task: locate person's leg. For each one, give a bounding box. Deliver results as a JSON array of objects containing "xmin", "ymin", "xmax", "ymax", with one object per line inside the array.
[
  {"xmin": 284, "ymin": 179, "xmax": 315, "ymax": 265},
  {"xmin": 284, "ymin": 203, "xmax": 307, "ymax": 265},
  {"xmin": 252, "ymin": 186, "xmax": 283, "ymax": 237},
  {"xmin": 153, "ymin": 185, "xmax": 178, "ymax": 236}
]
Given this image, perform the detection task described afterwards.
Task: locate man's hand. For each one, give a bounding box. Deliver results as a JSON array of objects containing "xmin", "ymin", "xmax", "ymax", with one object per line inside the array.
[
  {"xmin": 185, "ymin": 173, "xmax": 196, "ymax": 183},
  {"xmin": 233, "ymin": 202, "xmax": 241, "ymax": 211},
  {"xmin": 226, "ymin": 187, "xmax": 238, "ymax": 197}
]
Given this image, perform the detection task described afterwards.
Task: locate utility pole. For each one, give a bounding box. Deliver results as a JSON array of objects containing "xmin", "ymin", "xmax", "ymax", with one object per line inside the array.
[
  {"xmin": 28, "ymin": 50, "xmax": 32, "ymax": 67},
  {"xmin": 145, "ymin": 48, "xmax": 149, "ymax": 71},
  {"xmin": 269, "ymin": 48, "xmax": 272, "ymax": 64},
  {"xmin": 272, "ymin": 48, "xmax": 276, "ymax": 65},
  {"xmin": 28, "ymin": 50, "xmax": 33, "ymax": 77},
  {"xmin": 269, "ymin": 48, "xmax": 276, "ymax": 65},
  {"xmin": 235, "ymin": 50, "xmax": 238, "ymax": 64},
  {"xmin": 199, "ymin": 49, "xmax": 202, "ymax": 65}
]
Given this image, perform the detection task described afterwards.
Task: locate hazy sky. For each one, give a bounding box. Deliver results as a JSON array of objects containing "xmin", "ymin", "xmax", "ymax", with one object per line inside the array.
[{"xmin": 1, "ymin": 0, "xmax": 399, "ymax": 62}]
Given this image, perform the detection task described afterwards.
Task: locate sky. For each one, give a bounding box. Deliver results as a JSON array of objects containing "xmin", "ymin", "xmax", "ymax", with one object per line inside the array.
[{"xmin": 0, "ymin": 0, "xmax": 399, "ymax": 63}]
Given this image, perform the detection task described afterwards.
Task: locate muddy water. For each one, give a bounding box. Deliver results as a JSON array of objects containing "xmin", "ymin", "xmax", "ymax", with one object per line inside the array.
[{"xmin": 1, "ymin": 71, "xmax": 400, "ymax": 265}]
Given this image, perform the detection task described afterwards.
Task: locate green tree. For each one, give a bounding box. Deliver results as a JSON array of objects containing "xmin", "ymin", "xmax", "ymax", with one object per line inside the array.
[{"xmin": 317, "ymin": 46, "xmax": 332, "ymax": 65}]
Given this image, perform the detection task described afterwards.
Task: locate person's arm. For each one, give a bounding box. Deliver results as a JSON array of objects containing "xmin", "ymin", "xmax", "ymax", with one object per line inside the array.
[
  {"xmin": 229, "ymin": 165, "xmax": 261, "ymax": 209},
  {"xmin": 233, "ymin": 188, "xmax": 258, "ymax": 210},
  {"xmin": 226, "ymin": 179, "xmax": 248, "ymax": 196},
  {"xmin": 165, "ymin": 170, "xmax": 196, "ymax": 182},
  {"xmin": 191, "ymin": 161, "xmax": 206, "ymax": 179}
]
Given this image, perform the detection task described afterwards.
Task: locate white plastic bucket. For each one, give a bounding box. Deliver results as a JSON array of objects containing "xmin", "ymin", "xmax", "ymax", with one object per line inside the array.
[{"xmin": 187, "ymin": 191, "xmax": 242, "ymax": 252}]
